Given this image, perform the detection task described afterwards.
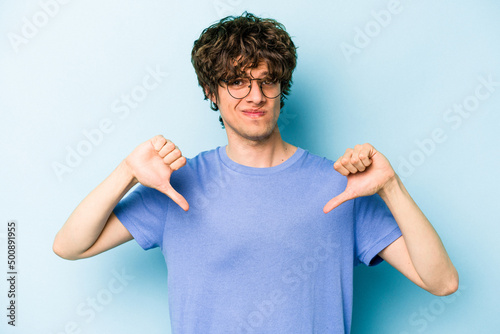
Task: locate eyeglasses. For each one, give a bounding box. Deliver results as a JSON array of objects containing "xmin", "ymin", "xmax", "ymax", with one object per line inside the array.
[{"xmin": 221, "ymin": 78, "xmax": 282, "ymax": 99}]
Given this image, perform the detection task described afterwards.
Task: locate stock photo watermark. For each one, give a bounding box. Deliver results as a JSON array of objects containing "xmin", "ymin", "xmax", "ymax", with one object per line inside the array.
[
  {"xmin": 397, "ymin": 74, "xmax": 498, "ymax": 179},
  {"xmin": 7, "ymin": 0, "xmax": 73, "ymax": 53},
  {"xmin": 51, "ymin": 65, "xmax": 169, "ymax": 182},
  {"xmin": 277, "ymin": 107, "xmax": 298, "ymax": 133},
  {"xmin": 340, "ymin": 0, "xmax": 405, "ymax": 63},
  {"xmin": 236, "ymin": 234, "xmax": 339, "ymax": 333},
  {"xmin": 49, "ymin": 268, "xmax": 135, "ymax": 334},
  {"xmin": 399, "ymin": 285, "xmax": 466, "ymax": 334},
  {"xmin": 6, "ymin": 221, "xmax": 18, "ymax": 327},
  {"xmin": 214, "ymin": 0, "xmax": 244, "ymax": 18}
]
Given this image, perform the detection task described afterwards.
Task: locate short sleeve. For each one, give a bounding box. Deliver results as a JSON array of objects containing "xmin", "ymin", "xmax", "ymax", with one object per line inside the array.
[
  {"xmin": 113, "ymin": 185, "xmax": 169, "ymax": 250},
  {"xmin": 354, "ymin": 193, "xmax": 402, "ymax": 266}
]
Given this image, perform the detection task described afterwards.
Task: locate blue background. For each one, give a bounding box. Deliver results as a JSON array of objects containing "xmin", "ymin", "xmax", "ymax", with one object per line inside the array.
[{"xmin": 1, "ymin": 0, "xmax": 499, "ymax": 333}]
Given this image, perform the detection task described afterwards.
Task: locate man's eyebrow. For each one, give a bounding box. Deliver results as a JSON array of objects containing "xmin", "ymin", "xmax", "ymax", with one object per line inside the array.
[
  {"xmin": 227, "ymin": 71, "xmax": 273, "ymax": 80},
  {"xmin": 250, "ymin": 71, "xmax": 269, "ymax": 78}
]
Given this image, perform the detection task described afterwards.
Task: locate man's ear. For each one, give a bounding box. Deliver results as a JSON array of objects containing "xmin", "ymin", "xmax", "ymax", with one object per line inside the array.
[{"xmin": 204, "ymin": 86, "xmax": 216, "ymax": 104}]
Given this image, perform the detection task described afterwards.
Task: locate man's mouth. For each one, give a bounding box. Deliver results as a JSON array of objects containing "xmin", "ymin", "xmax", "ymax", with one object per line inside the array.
[{"xmin": 242, "ymin": 109, "xmax": 266, "ymax": 118}]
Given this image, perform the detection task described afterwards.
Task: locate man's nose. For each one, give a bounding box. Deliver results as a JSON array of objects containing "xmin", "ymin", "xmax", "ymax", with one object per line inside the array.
[{"xmin": 245, "ymin": 80, "xmax": 266, "ymax": 103}]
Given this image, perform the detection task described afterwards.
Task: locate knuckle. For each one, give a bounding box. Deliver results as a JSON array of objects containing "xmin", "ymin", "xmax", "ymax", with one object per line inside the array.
[
  {"xmin": 170, "ymin": 156, "xmax": 186, "ymax": 169},
  {"xmin": 164, "ymin": 141, "xmax": 175, "ymax": 151},
  {"xmin": 151, "ymin": 135, "xmax": 166, "ymax": 149}
]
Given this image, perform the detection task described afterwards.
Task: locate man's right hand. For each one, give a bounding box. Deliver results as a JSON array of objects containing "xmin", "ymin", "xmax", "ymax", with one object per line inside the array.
[{"xmin": 124, "ymin": 135, "xmax": 189, "ymax": 211}]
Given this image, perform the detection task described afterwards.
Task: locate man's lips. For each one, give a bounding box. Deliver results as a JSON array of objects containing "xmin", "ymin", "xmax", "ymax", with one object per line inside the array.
[{"xmin": 241, "ymin": 109, "xmax": 266, "ymax": 118}]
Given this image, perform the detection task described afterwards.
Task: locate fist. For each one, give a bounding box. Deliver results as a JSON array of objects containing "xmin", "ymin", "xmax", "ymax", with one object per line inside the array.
[
  {"xmin": 125, "ymin": 135, "xmax": 189, "ymax": 211},
  {"xmin": 323, "ymin": 143, "xmax": 396, "ymax": 213}
]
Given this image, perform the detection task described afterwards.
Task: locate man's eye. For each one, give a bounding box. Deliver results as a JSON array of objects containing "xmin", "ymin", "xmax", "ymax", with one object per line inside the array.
[
  {"xmin": 229, "ymin": 79, "xmax": 247, "ymax": 87},
  {"xmin": 261, "ymin": 78, "xmax": 278, "ymax": 85}
]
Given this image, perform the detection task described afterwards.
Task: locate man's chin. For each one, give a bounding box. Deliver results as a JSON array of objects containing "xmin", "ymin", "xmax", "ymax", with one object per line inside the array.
[
  {"xmin": 224, "ymin": 118, "xmax": 280, "ymax": 143},
  {"xmin": 241, "ymin": 127, "xmax": 280, "ymax": 143}
]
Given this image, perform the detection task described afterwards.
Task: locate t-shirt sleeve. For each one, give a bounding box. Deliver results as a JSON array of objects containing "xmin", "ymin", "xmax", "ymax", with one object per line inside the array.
[
  {"xmin": 113, "ymin": 184, "xmax": 169, "ymax": 250},
  {"xmin": 353, "ymin": 193, "xmax": 402, "ymax": 266}
]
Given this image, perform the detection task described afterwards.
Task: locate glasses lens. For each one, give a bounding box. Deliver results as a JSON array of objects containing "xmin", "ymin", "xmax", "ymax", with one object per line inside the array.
[
  {"xmin": 226, "ymin": 78, "xmax": 281, "ymax": 99},
  {"xmin": 261, "ymin": 81, "xmax": 281, "ymax": 99},
  {"xmin": 227, "ymin": 78, "xmax": 251, "ymax": 99}
]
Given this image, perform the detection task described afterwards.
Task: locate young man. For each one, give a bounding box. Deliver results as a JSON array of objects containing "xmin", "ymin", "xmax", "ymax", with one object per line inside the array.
[{"xmin": 53, "ymin": 12, "xmax": 458, "ymax": 334}]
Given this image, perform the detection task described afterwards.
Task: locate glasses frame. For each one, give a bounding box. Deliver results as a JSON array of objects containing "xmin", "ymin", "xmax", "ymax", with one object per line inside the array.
[{"xmin": 221, "ymin": 78, "xmax": 282, "ymax": 100}]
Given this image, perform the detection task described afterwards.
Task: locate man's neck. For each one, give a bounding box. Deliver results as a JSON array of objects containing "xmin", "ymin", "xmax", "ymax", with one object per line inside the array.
[{"xmin": 225, "ymin": 130, "xmax": 297, "ymax": 168}]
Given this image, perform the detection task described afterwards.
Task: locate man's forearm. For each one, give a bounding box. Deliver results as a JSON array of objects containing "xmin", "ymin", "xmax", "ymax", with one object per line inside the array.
[
  {"xmin": 378, "ymin": 175, "xmax": 458, "ymax": 294},
  {"xmin": 53, "ymin": 161, "xmax": 137, "ymax": 259}
]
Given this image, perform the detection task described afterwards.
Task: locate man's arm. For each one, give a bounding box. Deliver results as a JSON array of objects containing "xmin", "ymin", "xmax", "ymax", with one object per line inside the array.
[
  {"xmin": 323, "ymin": 144, "xmax": 458, "ymax": 296},
  {"xmin": 53, "ymin": 135, "xmax": 188, "ymax": 260},
  {"xmin": 377, "ymin": 176, "xmax": 458, "ymax": 296}
]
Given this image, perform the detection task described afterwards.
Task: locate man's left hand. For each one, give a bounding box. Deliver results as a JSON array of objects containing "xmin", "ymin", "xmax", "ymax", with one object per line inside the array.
[{"xmin": 323, "ymin": 143, "xmax": 396, "ymax": 213}]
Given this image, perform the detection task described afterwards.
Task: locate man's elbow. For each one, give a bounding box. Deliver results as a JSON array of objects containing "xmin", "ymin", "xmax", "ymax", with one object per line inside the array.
[
  {"xmin": 431, "ymin": 272, "xmax": 459, "ymax": 296},
  {"xmin": 52, "ymin": 238, "xmax": 81, "ymax": 261}
]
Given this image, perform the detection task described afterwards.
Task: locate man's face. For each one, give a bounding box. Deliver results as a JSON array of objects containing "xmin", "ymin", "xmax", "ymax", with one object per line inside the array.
[{"xmin": 213, "ymin": 62, "xmax": 282, "ymax": 143}]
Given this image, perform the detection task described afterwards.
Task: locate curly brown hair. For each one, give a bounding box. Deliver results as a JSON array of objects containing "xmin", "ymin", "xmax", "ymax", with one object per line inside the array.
[{"xmin": 191, "ymin": 12, "xmax": 297, "ymax": 127}]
